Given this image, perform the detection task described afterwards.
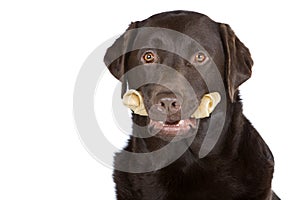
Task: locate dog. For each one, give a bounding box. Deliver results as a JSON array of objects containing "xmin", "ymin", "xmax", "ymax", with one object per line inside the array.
[{"xmin": 104, "ymin": 10, "xmax": 280, "ymax": 200}]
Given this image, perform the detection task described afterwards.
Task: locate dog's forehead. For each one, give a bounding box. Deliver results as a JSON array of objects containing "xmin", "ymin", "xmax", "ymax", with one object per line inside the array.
[
  {"xmin": 132, "ymin": 12, "xmax": 221, "ymax": 54},
  {"xmin": 146, "ymin": 12, "xmax": 217, "ymax": 37},
  {"xmin": 143, "ymin": 11, "xmax": 215, "ymax": 30},
  {"xmin": 133, "ymin": 28, "xmax": 202, "ymax": 53}
]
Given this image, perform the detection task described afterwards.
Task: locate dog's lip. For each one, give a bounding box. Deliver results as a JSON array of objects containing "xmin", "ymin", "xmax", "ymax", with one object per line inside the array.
[{"xmin": 148, "ymin": 118, "xmax": 197, "ymax": 135}]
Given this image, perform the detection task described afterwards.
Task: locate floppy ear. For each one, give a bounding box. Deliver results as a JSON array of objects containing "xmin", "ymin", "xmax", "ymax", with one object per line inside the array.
[
  {"xmin": 219, "ymin": 24, "xmax": 253, "ymax": 102},
  {"xmin": 104, "ymin": 22, "xmax": 137, "ymax": 95}
]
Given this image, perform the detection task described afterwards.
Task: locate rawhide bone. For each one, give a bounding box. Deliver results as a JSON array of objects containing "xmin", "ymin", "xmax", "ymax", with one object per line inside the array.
[{"xmin": 122, "ymin": 89, "xmax": 221, "ymax": 119}]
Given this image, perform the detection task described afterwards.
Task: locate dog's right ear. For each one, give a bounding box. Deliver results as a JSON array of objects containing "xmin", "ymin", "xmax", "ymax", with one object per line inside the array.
[
  {"xmin": 219, "ymin": 23, "xmax": 253, "ymax": 102},
  {"xmin": 104, "ymin": 22, "xmax": 138, "ymax": 80}
]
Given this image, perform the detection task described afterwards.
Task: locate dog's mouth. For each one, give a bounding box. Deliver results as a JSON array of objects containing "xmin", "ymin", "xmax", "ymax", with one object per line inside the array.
[{"xmin": 148, "ymin": 118, "xmax": 198, "ymax": 137}]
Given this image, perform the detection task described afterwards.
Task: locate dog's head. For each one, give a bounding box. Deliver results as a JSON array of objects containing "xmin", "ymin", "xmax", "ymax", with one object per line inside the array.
[{"xmin": 104, "ymin": 11, "xmax": 253, "ymax": 140}]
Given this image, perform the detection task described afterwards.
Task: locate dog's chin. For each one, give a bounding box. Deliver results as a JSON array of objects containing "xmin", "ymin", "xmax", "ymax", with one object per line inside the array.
[{"xmin": 147, "ymin": 118, "xmax": 199, "ymax": 141}]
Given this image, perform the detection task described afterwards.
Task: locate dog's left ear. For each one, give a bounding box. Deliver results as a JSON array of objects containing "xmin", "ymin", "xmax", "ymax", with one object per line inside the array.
[
  {"xmin": 219, "ymin": 24, "xmax": 253, "ymax": 102},
  {"xmin": 104, "ymin": 22, "xmax": 138, "ymax": 96}
]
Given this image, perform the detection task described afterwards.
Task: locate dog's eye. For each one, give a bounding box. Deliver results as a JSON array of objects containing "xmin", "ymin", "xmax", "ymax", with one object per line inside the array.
[
  {"xmin": 195, "ymin": 52, "xmax": 207, "ymax": 63},
  {"xmin": 142, "ymin": 51, "xmax": 156, "ymax": 63}
]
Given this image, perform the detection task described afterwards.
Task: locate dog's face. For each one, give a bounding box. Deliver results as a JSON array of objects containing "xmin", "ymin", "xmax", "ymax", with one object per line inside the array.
[{"xmin": 104, "ymin": 11, "xmax": 253, "ymax": 140}]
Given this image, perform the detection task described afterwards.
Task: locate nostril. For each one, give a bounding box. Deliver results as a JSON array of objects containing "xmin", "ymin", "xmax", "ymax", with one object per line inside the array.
[
  {"xmin": 157, "ymin": 98, "xmax": 181, "ymax": 114},
  {"xmin": 154, "ymin": 92, "xmax": 183, "ymax": 115},
  {"xmin": 171, "ymin": 101, "xmax": 178, "ymax": 108}
]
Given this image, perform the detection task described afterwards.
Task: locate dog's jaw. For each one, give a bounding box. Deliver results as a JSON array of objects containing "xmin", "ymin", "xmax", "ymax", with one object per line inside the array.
[{"xmin": 148, "ymin": 118, "xmax": 198, "ymax": 138}]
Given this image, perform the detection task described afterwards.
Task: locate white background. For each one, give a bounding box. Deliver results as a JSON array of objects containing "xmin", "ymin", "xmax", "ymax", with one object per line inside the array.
[{"xmin": 0, "ymin": 0, "xmax": 299, "ymax": 199}]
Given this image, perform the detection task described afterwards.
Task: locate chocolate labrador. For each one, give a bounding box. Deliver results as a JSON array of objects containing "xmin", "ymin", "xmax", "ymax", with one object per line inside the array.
[{"xmin": 104, "ymin": 10, "xmax": 280, "ymax": 200}]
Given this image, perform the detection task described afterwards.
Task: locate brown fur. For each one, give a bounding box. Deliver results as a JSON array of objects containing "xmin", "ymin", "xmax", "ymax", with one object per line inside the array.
[{"xmin": 105, "ymin": 10, "xmax": 280, "ymax": 200}]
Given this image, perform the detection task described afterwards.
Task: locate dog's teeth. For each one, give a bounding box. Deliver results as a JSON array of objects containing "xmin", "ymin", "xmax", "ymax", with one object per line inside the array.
[
  {"xmin": 159, "ymin": 121, "xmax": 164, "ymax": 124},
  {"xmin": 179, "ymin": 120, "xmax": 184, "ymax": 125}
]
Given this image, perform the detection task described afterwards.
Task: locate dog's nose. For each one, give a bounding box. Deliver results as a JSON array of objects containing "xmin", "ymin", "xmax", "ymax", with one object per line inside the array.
[
  {"xmin": 158, "ymin": 97, "xmax": 181, "ymax": 114},
  {"xmin": 149, "ymin": 92, "xmax": 183, "ymax": 122}
]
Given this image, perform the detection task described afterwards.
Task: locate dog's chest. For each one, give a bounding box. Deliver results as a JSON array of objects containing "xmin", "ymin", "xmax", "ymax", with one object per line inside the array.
[
  {"xmin": 164, "ymin": 165, "xmax": 241, "ymax": 199},
  {"xmin": 129, "ymin": 163, "xmax": 243, "ymax": 200}
]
